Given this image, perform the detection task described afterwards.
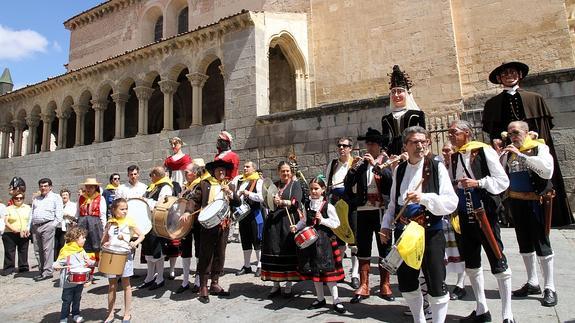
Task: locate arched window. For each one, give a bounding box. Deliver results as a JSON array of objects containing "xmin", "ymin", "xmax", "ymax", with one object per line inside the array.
[
  {"xmin": 177, "ymin": 7, "xmax": 188, "ymax": 34},
  {"xmin": 154, "ymin": 16, "xmax": 163, "ymax": 42}
]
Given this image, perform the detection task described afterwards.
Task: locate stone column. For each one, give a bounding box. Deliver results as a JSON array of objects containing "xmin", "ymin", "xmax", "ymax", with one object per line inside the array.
[
  {"xmin": 73, "ymin": 104, "xmax": 88, "ymax": 147},
  {"xmin": 158, "ymin": 80, "xmax": 179, "ymax": 132},
  {"xmin": 0, "ymin": 125, "xmax": 10, "ymax": 158},
  {"xmin": 25, "ymin": 116, "xmax": 40, "ymax": 154},
  {"xmin": 134, "ymin": 86, "xmax": 154, "ymax": 135},
  {"xmin": 56, "ymin": 110, "xmax": 71, "ymax": 149},
  {"xmin": 11, "ymin": 120, "xmax": 25, "ymax": 157},
  {"xmin": 111, "ymin": 93, "xmax": 129, "ymax": 139},
  {"xmin": 91, "ymin": 99, "xmax": 108, "ymax": 144},
  {"xmin": 186, "ymin": 72, "xmax": 209, "ymax": 126},
  {"xmin": 40, "ymin": 113, "xmax": 54, "ymax": 152}
]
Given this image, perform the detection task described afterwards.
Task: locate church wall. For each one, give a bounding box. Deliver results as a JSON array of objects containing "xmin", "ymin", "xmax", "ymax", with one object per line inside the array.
[
  {"xmin": 450, "ymin": 0, "xmax": 575, "ymax": 97},
  {"xmin": 308, "ymin": 0, "xmax": 464, "ymax": 116}
]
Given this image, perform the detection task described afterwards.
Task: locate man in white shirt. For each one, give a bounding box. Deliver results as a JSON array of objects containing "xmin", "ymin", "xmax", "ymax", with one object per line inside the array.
[
  {"xmin": 380, "ymin": 126, "xmax": 457, "ymax": 323},
  {"xmin": 446, "ymin": 120, "xmax": 514, "ymax": 323},
  {"xmin": 115, "ymin": 165, "xmax": 147, "ymax": 200}
]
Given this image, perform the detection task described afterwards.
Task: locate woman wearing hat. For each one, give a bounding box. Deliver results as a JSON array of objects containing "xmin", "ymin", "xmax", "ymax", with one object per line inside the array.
[
  {"xmin": 77, "ymin": 178, "xmax": 106, "ymax": 282},
  {"xmin": 381, "ymin": 65, "xmax": 426, "ymax": 156}
]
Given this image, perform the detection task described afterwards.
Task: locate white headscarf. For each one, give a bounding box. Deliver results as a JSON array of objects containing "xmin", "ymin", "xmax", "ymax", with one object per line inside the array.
[{"xmin": 388, "ymin": 87, "xmax": 421, "ymax": 119}]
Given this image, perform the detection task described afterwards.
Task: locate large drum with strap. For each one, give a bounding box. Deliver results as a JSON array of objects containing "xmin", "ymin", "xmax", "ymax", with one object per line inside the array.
[
  {"xmin": 152, "ymin": 196, "xmax": 192, "ymax": 239},
  {"xmin": 99, "ymin": 245, "xmax": 130, "ymax": 275},
  {"xmin": 126, "ymin": 198, "xmax": 152, "ymax": 236}
]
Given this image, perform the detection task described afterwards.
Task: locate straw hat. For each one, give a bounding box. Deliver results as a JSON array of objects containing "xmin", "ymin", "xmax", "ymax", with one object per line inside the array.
[
  {"xmin": 192, "ymin": 158, "xmax": 206, "ymax": 167},
  {"xmin": 81, "ymin": 178, "xmax": 101, "ymax": 186}
]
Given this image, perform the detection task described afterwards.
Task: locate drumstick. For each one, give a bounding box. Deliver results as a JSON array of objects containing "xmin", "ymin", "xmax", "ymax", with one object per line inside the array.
[
  {"xmin": 393, "ymin": 178, "xmax": 424, "ymax": 223},
  {"xmin": 284, "ymin": 207, "xmax": 295, "ymax": 226}
]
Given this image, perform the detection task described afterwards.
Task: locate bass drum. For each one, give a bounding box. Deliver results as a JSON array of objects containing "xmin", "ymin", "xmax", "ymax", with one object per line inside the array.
[
  {"xmin": 152, "ymin": 196, "xmax": 193, "ymax": 240},
  {"xmin": 126, "ymin": 198, "xmax": 152, "ymax": 235}
]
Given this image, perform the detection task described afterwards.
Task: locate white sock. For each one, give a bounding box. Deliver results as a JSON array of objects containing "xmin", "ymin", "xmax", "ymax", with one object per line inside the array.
[
  {"xmin": 351, "ymin": 255, "xmax": 359, "ymax": 278},
  {"xmin": 182, "ymin": 257, "xmax": 191, "ymax": 287},
  {"xmin": 466, "ymin": 267, "xmax": 488, "ymax": 315},
  {"xmin": 194, "ymin": 274, "xmax": 200, "ymax": 287},
  {"xmin": 521, "ymin": 252, "xmax": 539, "ymax": 286},
  {"xmin": 403, "ymin": 289, "xmax": 425, "ymax": 323},
  {"xmin": 539, "ymin": 254, "xmax": 555, "ymax": 291},
  {"xmin": 429, "ymin": 294, "xmax": 449, "ymax": 323},
  {"xmin": 243, "ymin": 250, "xmax": 252, "ymax": 268},
  {"xmin": 284, "ymin": 281, "xmax": 292, "ymax": 293},
  {"xmin": 255, "ymin": 249, "xmax": 261, "ymax": 268},
  {"xmin": 327, "ymin": 282, "xmax": 339, "ymax": 304},
  {"xmin": 169, "ymin": 257, "xmax": 177, "ymax": 275},
  {"xmin": 456, "ymin": 272, "xmax": 466, "ymax": 289},
  {"xmin": 495, "ymin": 270, "xmax": 513, "ymax": 321},
  {"xmin": 154, "ymin": 259, "xmax": 164, "ymax": 284},
  {"xmin": 314, "ymin": 282, "xmax": 325, "ymax": 301},
  {"xmin": 144, "ymin": 256, "xmax": 155, "ymax": 283}
]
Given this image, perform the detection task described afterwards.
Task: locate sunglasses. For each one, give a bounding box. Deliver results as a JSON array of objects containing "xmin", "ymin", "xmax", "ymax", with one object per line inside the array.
[
  {"xmin": 112, "ymin": 177, "xmax": 120, "ymax": 181},
  {"xmin": 13, "ymin": 197, "xmax": 24, "ymax": 201},
  {"xmin": 337, "ymin": 144, "xmax": 351, "ymax": 148},
  {"xmin": 508, "ymin": 130, "xmax": 523, "ymax": 136}
]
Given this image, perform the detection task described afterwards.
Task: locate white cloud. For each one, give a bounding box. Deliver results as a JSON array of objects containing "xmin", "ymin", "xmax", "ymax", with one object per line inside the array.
[{"xmin": 0, "ymin": 25, "xmax": 49, "ymax": 60}]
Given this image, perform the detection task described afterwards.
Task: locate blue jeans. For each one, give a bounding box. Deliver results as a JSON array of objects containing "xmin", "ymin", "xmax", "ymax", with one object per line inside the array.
[{"xmin": 60, "ymin": 285, "xmax": 83, "ymax": 320}]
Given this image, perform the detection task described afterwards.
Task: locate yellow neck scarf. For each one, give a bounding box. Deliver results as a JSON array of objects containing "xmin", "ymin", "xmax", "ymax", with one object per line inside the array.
[
  {"xmin": 108, "ymin": 216, "xmax": 128, "ymax": 226},
  {"xmin": 81, "ymin": 192, "xmax": 100, "ymax": 206},
  {"xmin": 105, "ymin": 183, "xmax": 118, "ymax": 190},
  {"xmin": 57, "ymin": 241, "xmax": 84, "ymax": 260},
  {"xmin": 458, "ymin": 141, "xmax": 490, "ymax": 153},
  {"xmin": 147, "ymin": 176, "xmax": 173, "ymax": 192},
  {"xmin": 188, "ymin": 172, "xmax": 212, "ymax": 190},
  {"xmin": 519, "ymin": 136, "xmax": 545, "ymax": 152},
  {"xmin": 241, "ymin": 172, "xmax": 260, "ymax": 181}
]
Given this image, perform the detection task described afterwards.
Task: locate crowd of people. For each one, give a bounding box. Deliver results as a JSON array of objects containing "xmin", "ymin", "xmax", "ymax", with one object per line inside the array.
[{"xmin": 0, "ymin": 62, "xmax": 570, "ymax": 323}]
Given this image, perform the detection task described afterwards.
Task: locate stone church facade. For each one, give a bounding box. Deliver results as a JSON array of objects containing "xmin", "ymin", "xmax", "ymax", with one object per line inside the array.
[{"xmin": 0, "ymin": 0, "xmax": 574, "ymax": 207}]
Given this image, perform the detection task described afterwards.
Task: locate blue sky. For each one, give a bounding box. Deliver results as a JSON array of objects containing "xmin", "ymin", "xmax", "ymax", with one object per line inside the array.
[{"xmin": 0, "ymin": 1, "xmax": 104, "ymax": 90}]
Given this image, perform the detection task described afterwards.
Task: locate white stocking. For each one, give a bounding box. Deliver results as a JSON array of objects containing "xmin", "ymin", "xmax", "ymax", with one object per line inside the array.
[
  {"xmin": 539, "ymin": 254, "xmax": 555, "ymax": 291},
  {"xmin": 154, "ymin": 259, "xmax": 164, "ymax": 284},
  {"xmin": 456, "ymin": 272, "xmax": 466, "ymax": 289},
  {"xmin": 495, "ymin": 270, "xmax": 513, "ymax": 321},
  {"xmin": 521, "ymin": 252, "xmax": 539, "ymax": 286},
  {"xmin": 169, "ymin": 257, "xmax": 177, "ymax": 275},
  {"xmin": 243, "ymin": 250, "xmax": 252, "ymax": 268},
  {"xmin": 314, "ymin": 282, "xmax": 325, "ymax": 301},
  {"xmin": 350, "ymin": 246, "xmax": 359, "ymax": 278},
  {"xmin": 182, "ymin": 257, "xmax": 191, "ymax": 287},
  {"xmin": 144, "ymin": 256, "xmax": 156, "ymax": 283},
  {"xmin": 327, "ymin": 282, "xmax": 339, "ymax": 304},
  {"xmin": 429, "ymin": 294, "xmax": 449, "ymax": 323},
  {"xmin": 255, "ymin": 249, "xmax": 261, "ymax": 268},
  {"xmin": 403, "ymin": 289, "xmax": 425, "ymax": 323},
  {"xmin": 466, "ymin": 267, "xmax": 488, "ymax": 315}
]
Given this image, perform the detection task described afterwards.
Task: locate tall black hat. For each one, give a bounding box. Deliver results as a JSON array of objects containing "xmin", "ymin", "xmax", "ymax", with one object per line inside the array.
[
  {"xmin": 488, "ymin": 61, "xmax": 529, "ymax": 84},
  {"xmin": 357, "ymin": 127, "xmax": 384, "ymax": 146},
  {"xmin": 9, "ymin": 176, "xmax": 26, "ymax": 193},
  {"xmin": 388, "ymin": 65, "xmax": 413, "ymax": 91}
]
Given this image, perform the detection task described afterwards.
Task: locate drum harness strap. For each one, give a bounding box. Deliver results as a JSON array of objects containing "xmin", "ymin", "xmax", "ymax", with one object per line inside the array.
[{"xmin": 396, "ymin": 158, "xmax": 432, "ymax": 227}]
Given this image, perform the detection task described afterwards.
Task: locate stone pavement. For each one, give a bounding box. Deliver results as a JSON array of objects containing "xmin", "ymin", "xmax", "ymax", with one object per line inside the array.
[{"xmin": 1, "ymin": 227, "xmax": 574, "ymax": 323}]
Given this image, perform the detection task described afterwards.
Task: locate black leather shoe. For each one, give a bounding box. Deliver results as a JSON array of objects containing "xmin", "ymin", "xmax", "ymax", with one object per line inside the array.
[
  {"xmin": 379, "ymin": 293, "xmax": 395, "ymax": 302},
  {"xmin": 149, "ymin": 280, "xmax": 165, "ymax": 290},
  {"xmin": 34, "ymin": 275, "xmax": 52, "ymax": 281},
  {"xmin": 33, "ymin": 274, "xmax": 43, "ymax": 280},
  {"xmin": 512, "ymin": 283, "xmax": 541, "ymax": 297},
  {"xmin": 350, "ymin": 277, "xmax": 360, "ymax": 289},
  {"xmin": 541, "ymin": 288, "xmax": 557, "ymax": 307},
  {"xmin": 308, "ymin": 299, "xmax": 326, "ymax": 309},
  {"xmin": 333, "ymin": 303, "xmax": 346, "ymax": 314},
  {"xmin": 198, "ymin": 295, "xmax": 210, "ymax": 304},
  {"xmin": 190, "ymin": 284, "xmax": 200, "ymax": 293},
  {"xmin": 460, "ymin": 310, "xmax": 491, "ymax": 322},
  {"xmin": 502, "ymin": 319, "xmax": 515, "ymax": 323},
  {"xmin": 450, "ymin": 286, "xmax": 467, "ymax": 300},
  {"xmin": 235, "ymin": 266, "xmax": 252, "ymax": 276},
  {"xmin": 175, "ymin": 284, "xmax": 190, "ymax": 294},
  {"xmin": 254, "ymin": 267, "xmax": 261, "ymax": 277},
  {"xmin": 137, "ymin": 281, "xmax": 154, "ymax": 289},
  {"xmin": 350, "ymin": 294, "xmax": 368, "ymax": 304},
  {"xmin": 267, "ymin": 288, "xmax": 281, "ymax": 299},
  {"xmin": 1, "ymin": 269, "xmax": 14, "ymax": 276}
]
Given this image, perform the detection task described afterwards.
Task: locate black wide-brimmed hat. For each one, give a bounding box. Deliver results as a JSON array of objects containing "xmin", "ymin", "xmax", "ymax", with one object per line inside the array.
[
  {"xmin": 488, "ymin": 61, "xmax": 529, "ymax": 84},
  {"xmin": 205, "ymin": 159, "xmax": 234, "ymax": 176},
  {"xmin": 357, "ymin": 127, "xmax": 384, "ymax": 146}
]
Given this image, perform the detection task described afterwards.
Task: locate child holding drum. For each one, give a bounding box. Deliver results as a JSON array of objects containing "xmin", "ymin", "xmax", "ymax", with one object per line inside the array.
[
  {"xmin": 53, "ymin": 226, "xmax": 95, "ymax": 323},
  {"xmin": 290, "ymin": 176, "xmax": 346, "ymax": 314},
  {"xmin": 101, "ymin": 198, "xmax": 145, "ymax": 323}
]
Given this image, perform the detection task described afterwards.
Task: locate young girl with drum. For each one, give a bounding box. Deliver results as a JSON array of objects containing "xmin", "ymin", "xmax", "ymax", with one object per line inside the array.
[
  {"xmin": 291, "ymin": 176, "xmax": 346, "ymax": 314},
  {"xmin": 101, "ymin": 198, "xmax": 145, "ymax": 323},
  {"xmin": 53, "ymin": 227, "xmax": 95, "ymax": 323}
]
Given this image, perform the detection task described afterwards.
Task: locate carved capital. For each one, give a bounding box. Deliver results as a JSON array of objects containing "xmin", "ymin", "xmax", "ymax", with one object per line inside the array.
[
  {"xmin": 0, "ymin": 124, "xmax": 13, "ymax": 133},
  {"xmin": 111, "ymin": 93, "xmax": 130, "ymax": 104},
  {"xmin": 57, "ymin": 109, "xmax": 72, "ymax": 120},
  {"xmin": 72, "ymin": 104, "xmax": 89, "ymax": 115},
  {"xmin": 158, "ymin": 80, "xmax": 180, "ymax": 95},
  {"xmin": 25, "ymin": 116, "xmax": 41, "ymax": 128},
  {"xmin": 90, "ymin": 99, "xmax": 109, "ymax": 111},
  {"xmin": 133, "ymin": 86, "xmax": 155, "ymax": 101},
  {"xmin": 11, "ymin": 119, "xmax": 25, "ymax": 131},
  {"xmin": 186, "ymin": 72, "xmax": 209, "ymax": 87},
  {"xmin": 41, "ymin": 113, "xmax": 55, "ymax": 124}
]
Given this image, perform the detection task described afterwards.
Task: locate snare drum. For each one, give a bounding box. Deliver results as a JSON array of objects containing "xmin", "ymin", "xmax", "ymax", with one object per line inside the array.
[
  {"xmin": 294, "ymin": 226, "xmax": 318, "ymax": 249},
  {"xmin": 67, "ymin": 267, "xmax": 91, "ymax": 284},
  {"xmin": 152, "ymin": 196, "xmax": 192, "ymax": 239},
  {"xmin": 99, "ymin": 246, "xmax": 130, "ymax": 275},
  {"xmin": 198, "ymin": 199, "xmax": 229, "ymax": 229},
  {"xmin": 127, "ymin": 198, "xmax": 152, "ymax": 235},
  {"xmin": 231, "ymin": 201, "xmax": 251, "ymax": 223}
]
